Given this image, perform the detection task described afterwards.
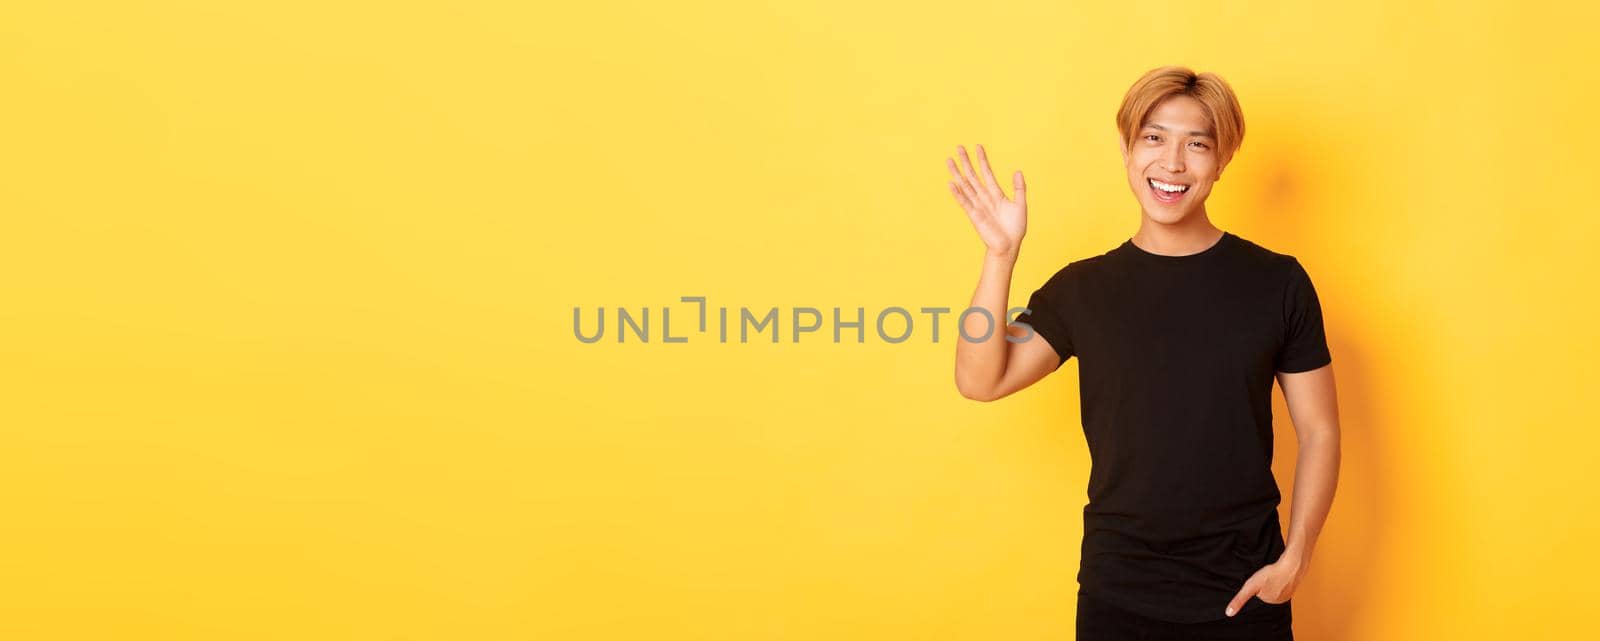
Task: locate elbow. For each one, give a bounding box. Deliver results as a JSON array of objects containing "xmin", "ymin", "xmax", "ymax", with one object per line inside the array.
[{"xmin": 955, "ymin": 374, "xmax": 998, "ymax": 402}]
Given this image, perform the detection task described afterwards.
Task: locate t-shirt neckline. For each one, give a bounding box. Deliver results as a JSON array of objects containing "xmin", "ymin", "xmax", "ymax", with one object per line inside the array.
[{"xmin": 1120, "ymin": 230, "xmax": 1234, "ymax": 262}]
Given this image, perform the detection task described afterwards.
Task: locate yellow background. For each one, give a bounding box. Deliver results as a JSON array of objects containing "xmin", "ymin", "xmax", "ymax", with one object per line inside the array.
[{"xmin": 3, "ymin": 1, "xmax": 1597, "ymax": 639}]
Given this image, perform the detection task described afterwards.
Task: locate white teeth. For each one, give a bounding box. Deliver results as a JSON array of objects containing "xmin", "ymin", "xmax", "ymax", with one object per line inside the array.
[{"xmin": 1149, "ymin": 178, "xmax": 1188, "ymax": 193}]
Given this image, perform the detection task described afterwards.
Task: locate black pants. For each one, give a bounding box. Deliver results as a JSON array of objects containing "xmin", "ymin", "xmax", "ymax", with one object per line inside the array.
[{"xmin": 1075, "ymin": 591, "xmax": 1294, "ymax": 641}]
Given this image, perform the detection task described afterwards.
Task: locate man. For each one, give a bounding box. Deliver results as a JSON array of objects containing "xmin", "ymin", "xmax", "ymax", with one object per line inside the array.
[{"xmin": 948, "ymin": 66, "xmax": 1340, "ymax": 641}]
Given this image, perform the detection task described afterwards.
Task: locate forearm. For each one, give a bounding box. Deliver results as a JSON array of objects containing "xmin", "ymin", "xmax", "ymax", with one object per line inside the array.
[
  {"xmin": 1282, "ymin": 428, "xmax": 1340, "ymax": 569},
  {"xmin": 954, "ymin": 250, "xmax": 1018, "ymax": 399}
]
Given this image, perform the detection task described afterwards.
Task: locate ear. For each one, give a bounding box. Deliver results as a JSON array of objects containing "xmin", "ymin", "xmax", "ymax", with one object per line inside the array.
[{"xmin": 1118, "ymin": 136, "xmax": 1128, "ymax": 164}]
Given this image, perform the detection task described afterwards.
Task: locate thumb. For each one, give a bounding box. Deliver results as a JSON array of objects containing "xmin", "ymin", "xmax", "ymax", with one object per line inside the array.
[
  {"xmin": 1012, "ymin": 170, "xmax": 1026, "ymax": 203},
  {"xmin": 1224, "ymin": 579, "xmax": 1258, "ymax": 617}
]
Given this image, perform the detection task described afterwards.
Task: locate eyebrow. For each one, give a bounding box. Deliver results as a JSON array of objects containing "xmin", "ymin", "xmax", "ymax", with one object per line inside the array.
[{"xmin": 1144, "ymin": 123, "xmax": 1215, "ymax": 138}]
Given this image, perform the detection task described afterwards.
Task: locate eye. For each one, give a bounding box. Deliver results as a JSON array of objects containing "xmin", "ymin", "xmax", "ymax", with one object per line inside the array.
[
  {"xmin": 1189, "ymin": 141, "xmax": 1209, "ymax": 150},
  {"xmin": 1143, "ymin": 134, "xmax": 1161, "ymax": 143}
]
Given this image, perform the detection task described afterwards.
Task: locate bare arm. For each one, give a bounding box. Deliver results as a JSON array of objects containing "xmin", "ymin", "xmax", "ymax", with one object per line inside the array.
[
  {"xmin": 946, "ymin": 144, "xmax": 1061, "ymax": 401},
  {"xmin": 1224, "ymin": 361, "xmax": 1341, "ymax": 615},
  {"xmin": 1276, "ymin": 363, "xmax": 1341, "ymax": 572}
]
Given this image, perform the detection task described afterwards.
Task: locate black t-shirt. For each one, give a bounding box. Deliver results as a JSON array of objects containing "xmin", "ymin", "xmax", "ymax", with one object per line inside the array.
[{"xmin": 1013, "ymin": 230, "xmax": 1332, "ymax": 624}]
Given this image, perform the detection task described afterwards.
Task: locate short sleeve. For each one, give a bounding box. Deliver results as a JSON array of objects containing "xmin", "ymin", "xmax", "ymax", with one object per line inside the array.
[
  {"xmin": 1276, "ymin": 258, "xmax": 1333, "ymax": 373},
  {"xmin": 1012, "ymin": 267, "xmax": 1075, "ymax": 369}
]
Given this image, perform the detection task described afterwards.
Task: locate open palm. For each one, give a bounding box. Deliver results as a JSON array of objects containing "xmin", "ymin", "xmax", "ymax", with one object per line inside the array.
[{"xmin": 947, "ymin": 144, "xmax": 1027, "ymax": 258}]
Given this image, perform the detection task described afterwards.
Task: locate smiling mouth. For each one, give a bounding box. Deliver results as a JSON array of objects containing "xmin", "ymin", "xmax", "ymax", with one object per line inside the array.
[{"xmin": 1148, "ymin": 178, "xmax": 1189, "ymax": 204}]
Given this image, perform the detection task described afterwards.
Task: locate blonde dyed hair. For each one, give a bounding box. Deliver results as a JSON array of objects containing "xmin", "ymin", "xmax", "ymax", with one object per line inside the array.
[{"xmin": 1116, "ymin": 66, "xmax": 1246, "ymax": 169}]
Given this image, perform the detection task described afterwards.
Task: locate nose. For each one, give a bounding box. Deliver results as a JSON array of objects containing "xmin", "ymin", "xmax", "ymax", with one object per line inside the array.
[{"xmin": 1162, "ymin": 143, "xmax": 1184, "ymax": 173}]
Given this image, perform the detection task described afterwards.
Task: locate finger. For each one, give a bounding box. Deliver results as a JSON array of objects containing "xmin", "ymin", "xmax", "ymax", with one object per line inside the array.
[
  {"xmin": 947, "ymin": 157, "xmax": 969, "ymax": 188},
  {"xmin": 1224, "ymin": 582, "xmax": 1258, "ymax": 617},
  {"xmin": 949, "ymin": 181, "xmax": 977, "ymax": 214},
  {"xmin": 950, "ymin": 181, "xmax": 995, "ymax": 235},
  {"xmin": 976, "ymin": 144, "xmax": 1003, "ymax": 198},
  {"xmin": 1012, "ymin": 170, "xmax": 1026, "ymax": 205},
  {"xmin": 948, "ymin": 157, "xmax": 981, "ymax": 207},
  {"xmin": 957, "ymin": 146, "xmax": 990, "ymax": 204}
]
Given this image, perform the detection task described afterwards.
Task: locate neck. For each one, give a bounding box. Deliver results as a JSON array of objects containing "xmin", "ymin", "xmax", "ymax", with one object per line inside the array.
[{"xmin": 1131, "ymin": 209, "xmax": 1223, "ymax": 256}]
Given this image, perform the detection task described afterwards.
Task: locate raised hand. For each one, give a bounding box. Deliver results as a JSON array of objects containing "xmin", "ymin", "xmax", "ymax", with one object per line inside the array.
[{"xmin": 947, "ymin": 144, "xmax": 1027, "ymax": 259}]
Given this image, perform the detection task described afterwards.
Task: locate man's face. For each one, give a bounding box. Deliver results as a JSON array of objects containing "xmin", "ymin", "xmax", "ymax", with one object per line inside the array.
[{"xmin": 1120, "ymin": 95, "xmax": 1224, "ymax": 225}]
